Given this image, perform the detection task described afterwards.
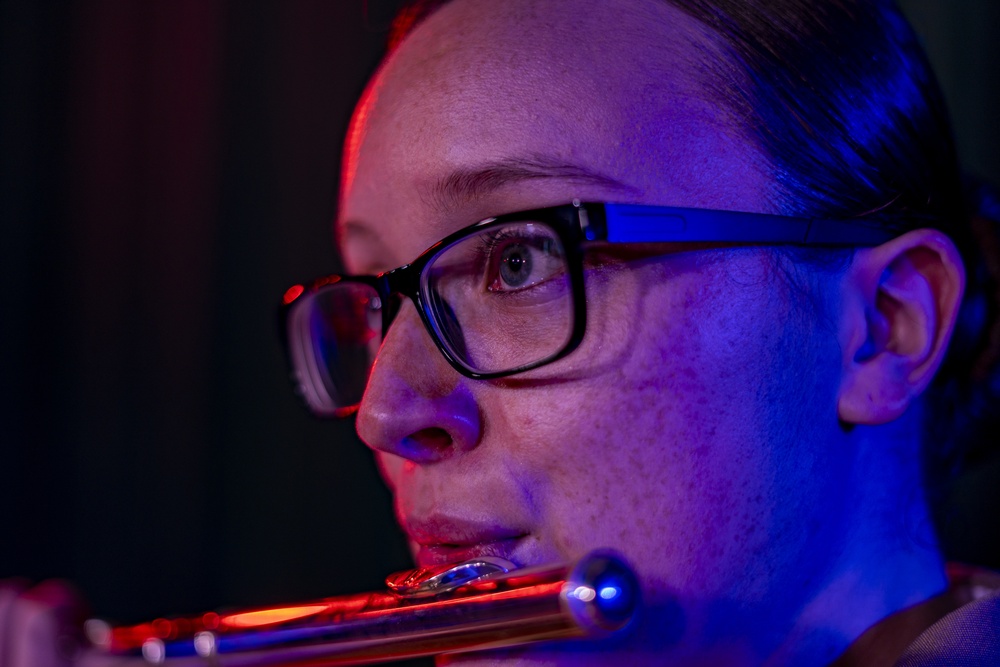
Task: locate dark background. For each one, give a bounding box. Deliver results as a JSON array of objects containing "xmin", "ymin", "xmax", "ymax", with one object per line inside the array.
[{"xmin": 2, "ymin": 0, "xmax": 999, "ymax": 635}]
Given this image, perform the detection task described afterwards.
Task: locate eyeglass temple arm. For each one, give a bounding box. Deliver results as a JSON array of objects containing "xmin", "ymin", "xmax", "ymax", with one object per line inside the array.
[{"xmin": 579, "ymin": 203, "xmax": 896, "ymax": 246}]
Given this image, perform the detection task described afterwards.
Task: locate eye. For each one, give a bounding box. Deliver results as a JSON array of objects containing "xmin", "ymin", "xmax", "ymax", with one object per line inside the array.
[
  {"xmin": 483, "ymin": 225, "xmax": 565, "ymax": 294},
  {"xmin": 499, "ymin": 242, "xmax": 532, "ymax": 288}
]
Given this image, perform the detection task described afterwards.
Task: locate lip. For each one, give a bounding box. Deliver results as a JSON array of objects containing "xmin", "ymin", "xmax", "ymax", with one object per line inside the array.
[
  {"xmin": 413, "ymin": 537, "xmax": 528, "ymax": 567},
  {"xmin": 403, "ymin": 513, "xmax": 529, "ymax": 567}
]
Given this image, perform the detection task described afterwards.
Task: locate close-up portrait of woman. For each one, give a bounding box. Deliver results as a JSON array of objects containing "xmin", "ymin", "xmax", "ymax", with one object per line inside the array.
[{"xmin": 3, "ymin": 1, "xmax": 999, "ymax": 665}]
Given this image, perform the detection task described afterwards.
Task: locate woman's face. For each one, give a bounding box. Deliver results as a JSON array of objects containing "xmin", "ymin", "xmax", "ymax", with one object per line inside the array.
[{"xmin": 339, "ymin": 0, "xmax": 851, "ymax": 661}]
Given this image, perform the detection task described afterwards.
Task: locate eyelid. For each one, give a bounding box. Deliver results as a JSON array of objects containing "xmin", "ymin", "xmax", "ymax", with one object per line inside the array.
[{"xmin": 471, "ymin": 225, "xmax": 562, "ymax": 263}]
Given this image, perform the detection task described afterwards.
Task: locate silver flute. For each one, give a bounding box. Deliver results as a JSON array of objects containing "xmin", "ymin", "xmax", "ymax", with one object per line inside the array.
[{"xmin": 87, "ymin": 550, "xmax": 639, "ymax": 666}]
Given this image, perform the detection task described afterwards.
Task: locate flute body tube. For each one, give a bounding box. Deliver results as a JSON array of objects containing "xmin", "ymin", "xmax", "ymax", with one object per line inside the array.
[{"xmin": 92, "ymin": 551, "xmax": 639, "ymax": 666}]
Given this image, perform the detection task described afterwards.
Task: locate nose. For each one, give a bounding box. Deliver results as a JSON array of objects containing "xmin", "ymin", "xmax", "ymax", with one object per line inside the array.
[{"xmin": 355, "ymin": 301, "xmax": 482, "ymax": 463}]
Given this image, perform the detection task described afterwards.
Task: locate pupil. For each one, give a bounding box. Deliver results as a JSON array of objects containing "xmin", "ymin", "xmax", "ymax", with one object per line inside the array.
[{"xmin": 500, "ymin": 245, "xmax": 532, "ymax": 287}]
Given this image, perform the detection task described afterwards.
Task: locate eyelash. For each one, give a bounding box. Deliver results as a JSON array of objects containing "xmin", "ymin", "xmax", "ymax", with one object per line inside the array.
[{"xmin": 473, "ymin": 227, "xmax": 522, "ymax": 259}]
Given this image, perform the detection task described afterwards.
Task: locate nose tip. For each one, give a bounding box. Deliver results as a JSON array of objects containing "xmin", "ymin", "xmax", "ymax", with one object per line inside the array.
[
  {"xmin": 356, "ymin": 381, "xmax": 482, "ymax": 463},
  {"xmin": 355, "ymin": 305, "xmax": 482, "ymax": 463}
]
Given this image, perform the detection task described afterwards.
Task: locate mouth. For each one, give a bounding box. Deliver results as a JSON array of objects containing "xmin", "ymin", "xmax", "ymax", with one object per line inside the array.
[
  {"xmin": 413, "ymin": 536, "xmax": 528, "ymax": 567},
  {"xmin": 404, "ymin": 514, "xmax": 530, "ymax": 567}
]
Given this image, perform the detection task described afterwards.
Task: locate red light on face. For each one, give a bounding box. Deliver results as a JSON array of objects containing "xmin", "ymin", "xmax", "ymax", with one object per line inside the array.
[
  {"xmin": 283, "ymin": 285, "xmax": 305, "ymax": 305},
  {"xmin": 220, "ymin": 604, "xmax": 328, "ymax": 629}
]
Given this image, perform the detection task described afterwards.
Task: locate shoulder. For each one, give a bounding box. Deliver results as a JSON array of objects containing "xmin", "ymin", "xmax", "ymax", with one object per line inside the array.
[{"xmin": 893, "ymin": 565, "xmax": 1000, "ymax": 666}]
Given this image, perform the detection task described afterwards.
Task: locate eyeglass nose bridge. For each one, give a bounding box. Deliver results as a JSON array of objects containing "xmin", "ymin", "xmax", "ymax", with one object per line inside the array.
[
  {"xmin": 375, "ymin": 263, "xmax": 427, "ymax": 340},
  {"xmin": 375, "ymin": 260, "xmax": 472, "ymax": 379}
]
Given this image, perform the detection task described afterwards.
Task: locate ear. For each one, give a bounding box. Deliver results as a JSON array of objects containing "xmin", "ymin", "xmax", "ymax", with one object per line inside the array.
[{"xmin": 837, "ymin": 229, "xmax": 966, "ymax": 425}]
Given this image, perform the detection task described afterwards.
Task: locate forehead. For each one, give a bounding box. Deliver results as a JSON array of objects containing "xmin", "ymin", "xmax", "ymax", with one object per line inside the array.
[{"xmin": 339, "ymin": 0, "xmax": 771, "ymax": 267}]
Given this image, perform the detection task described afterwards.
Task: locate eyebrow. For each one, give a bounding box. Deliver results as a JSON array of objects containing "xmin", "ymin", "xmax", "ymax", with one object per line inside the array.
[
  {"xmin": 338, "ymin": 155, "xmax": 640, "ymax": 259},
  {"xmin": 424, "ymin": 154, "xmax": 641, "ymax": 212}
]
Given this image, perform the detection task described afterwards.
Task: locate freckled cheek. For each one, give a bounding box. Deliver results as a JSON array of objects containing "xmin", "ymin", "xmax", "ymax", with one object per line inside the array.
[
  {"xmin": 526, "ymin": 428, "xmax": 776, "ymax": 601},
  {"xmin": 503, "ymin": 273, "xmax": 783, "ymax": 575}
]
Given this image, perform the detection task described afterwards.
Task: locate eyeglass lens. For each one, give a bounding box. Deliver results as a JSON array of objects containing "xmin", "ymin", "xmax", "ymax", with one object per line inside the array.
[
  {"xmin": 288, "ymin": 281, "xmax": 382, "ymax": 416},
  {"xmin": 289, "ymin": 220, "xmax": 576, "ymax": 415},
  {"xmin": 423, "ymin": 221, "xmax": 575, "ymax": 373}
]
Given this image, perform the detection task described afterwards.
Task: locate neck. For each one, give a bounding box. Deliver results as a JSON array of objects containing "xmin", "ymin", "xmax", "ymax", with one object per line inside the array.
[
  {"xmin": 767, "ymin": 415, "xmax": 947, "ymax": 666},
  {"xmin": 767, "ymin": 537, "xmax": 946, "ymax": 666}
]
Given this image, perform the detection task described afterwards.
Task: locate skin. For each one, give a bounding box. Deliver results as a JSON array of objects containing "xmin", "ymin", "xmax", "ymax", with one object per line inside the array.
[{"xmin": 336, "ymin": 0, "xmax": 967, "ymax": 665}]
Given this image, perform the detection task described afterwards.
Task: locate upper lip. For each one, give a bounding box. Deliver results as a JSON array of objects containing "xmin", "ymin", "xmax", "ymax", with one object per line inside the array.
[{"xmin": 402, "ymin": 512, "xmax": 529, "ymax": 566}]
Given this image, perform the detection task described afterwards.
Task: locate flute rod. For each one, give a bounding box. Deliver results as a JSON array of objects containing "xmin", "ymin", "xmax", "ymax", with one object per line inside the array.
[{"xmin": 88, "ymin": 551, "xmax": 639, "ymax": 667}]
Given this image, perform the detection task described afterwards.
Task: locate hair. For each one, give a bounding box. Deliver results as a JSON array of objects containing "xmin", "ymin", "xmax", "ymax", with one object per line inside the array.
[{"xmin": 387, "ymin": 0, "xmax": 1000, "ymax": 495}]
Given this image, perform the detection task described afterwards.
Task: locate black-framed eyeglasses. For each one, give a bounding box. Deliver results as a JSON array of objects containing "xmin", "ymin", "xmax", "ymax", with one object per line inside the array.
[{"xmin": 281, "ymin": 200, "xmax": 895, "ymax": 417}]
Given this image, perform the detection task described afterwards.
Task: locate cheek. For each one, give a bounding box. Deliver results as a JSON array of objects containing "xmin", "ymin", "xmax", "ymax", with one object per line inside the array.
[{"xmin": 490, "ymin": 254, "xmax": 839, "ymax": 592}]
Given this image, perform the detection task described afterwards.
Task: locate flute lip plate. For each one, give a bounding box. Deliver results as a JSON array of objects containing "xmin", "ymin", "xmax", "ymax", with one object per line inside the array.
[{"xmin": 385, "ymin": 557, "xmax": 516, "ymax": 598}]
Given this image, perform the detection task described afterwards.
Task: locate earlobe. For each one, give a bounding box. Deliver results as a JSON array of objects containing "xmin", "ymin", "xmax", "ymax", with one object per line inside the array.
[{"xmin": 837, "ymin": 229, "xmax": 966, "ymax": 425}]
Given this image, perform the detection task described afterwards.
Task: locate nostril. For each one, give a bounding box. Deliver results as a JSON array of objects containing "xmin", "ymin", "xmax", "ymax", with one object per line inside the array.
[{"xmin": 400, "ymin": 427, "xmax": 455, "ymax": 461}]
